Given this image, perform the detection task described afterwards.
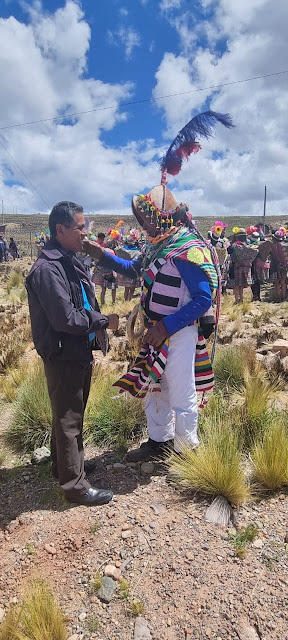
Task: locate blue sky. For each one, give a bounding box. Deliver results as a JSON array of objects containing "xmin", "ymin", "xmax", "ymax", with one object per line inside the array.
[{"xmin": 0, "ymin": 0, "xmax": 287, "ymax": 215}]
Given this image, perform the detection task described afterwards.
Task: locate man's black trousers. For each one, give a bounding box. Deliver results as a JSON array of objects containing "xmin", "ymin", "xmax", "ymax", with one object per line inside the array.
[{"xmin": 44, "ymin": 359, "xmax": 92, "ymax": 498}]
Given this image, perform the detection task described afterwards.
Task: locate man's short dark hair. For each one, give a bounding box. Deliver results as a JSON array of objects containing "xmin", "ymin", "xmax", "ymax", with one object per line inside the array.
[
  {"xmin": 49, "ymin": 201, "xmax": 83, "ymax": 237},
  {"xmin": 97, "ymin": 232, "xmax": 105, "ymax": 240}
]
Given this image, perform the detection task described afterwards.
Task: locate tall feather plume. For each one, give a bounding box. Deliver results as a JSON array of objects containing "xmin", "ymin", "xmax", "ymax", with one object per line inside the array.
[{"xmin": 160, "ymin": 110, "xmax": 235, "ymax": 180}]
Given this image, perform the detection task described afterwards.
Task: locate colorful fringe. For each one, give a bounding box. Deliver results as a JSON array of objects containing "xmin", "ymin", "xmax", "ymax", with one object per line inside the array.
[{"xmin": 113, "ymin": 329, "xmax": 214, "ymax": 399}]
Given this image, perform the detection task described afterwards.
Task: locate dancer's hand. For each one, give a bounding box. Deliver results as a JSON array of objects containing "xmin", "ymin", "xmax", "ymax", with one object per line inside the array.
[
  {"xmin": 82, "ymin": 239, "xmax": 104, "ymax": 260},
  {"xmin": 108, "ymin": 314, "xmax": 119, "ymax": 331},
  {"xmin": 145, "ymin": 321, "xmax": 168, "ymax": 348}
]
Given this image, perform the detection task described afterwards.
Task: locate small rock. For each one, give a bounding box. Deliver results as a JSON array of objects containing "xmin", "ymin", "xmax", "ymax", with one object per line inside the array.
[
  {"xmin": 253, "ymin": 539, "xmax": 264, "ymax": 549},
  {"xmin": 104, "ymin": 564, "xmax": 121, "ymax": 581},
  {"xmin": 5, "ymin": 520, "xmax": 19, "ymax": 534},
  {"xmin": 44, "ymin": 543, "xmax": 57, "ymax": 555},
  {"xmin": 141, "ymin": 462, "xmax": 155, "ymax": 475},
  {"xmin": 113, "ymin": 463, "xmax": 126, "ymax": 470},
  {"xmin": 236, "ymin": 619, "xmax": 260, "ymax": 640},
  {"xmin": 284, "ymin": 532, "xmax": 288, "ymax": 544},
  {"xmin": 150, "ymin": 503, "xmax": 165, "ymax": 515},
  {"xmin": 0, "ymin": 608, "xmax": 5, "ymax": 623},
  {"xmin": 97, "ymin": 576, "xmax": 117, "ymax": 603},
  {"xmin": 272, "ymin": 339, "xmax": 288, "ymax": 358},
  {"xmin": 122, "ymin": 523, "xmax": 130, "ymax": 531},
  {"xmin": 68, "ymin": 636, "xmax": 79, "ymax": 640},
  {"xmin": 120, "ymin": 556, "xmax": 133, "ymax": 572},
  {"xmin": 134, "ymin": 616, "xmax": 152, "ymax": 640},
  {"xmin": 32, "ymin": 446, "xmax": 51, "ymax": 464},
  {"xmin": 122, "ymin": 530, "xmax": 132, "ymax": 539},
  {"xmin": 78, "ymin": 612, "xmax": 87, "ymax": 622}
]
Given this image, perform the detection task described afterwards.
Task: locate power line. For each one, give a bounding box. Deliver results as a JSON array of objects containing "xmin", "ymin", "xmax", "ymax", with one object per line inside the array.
[
  {"xmin": 0, "ymin": 69, "xmax": 287, "ymax": 132},
  {"xmin": 0, "ymin": 138, "xmax": 50, "ymax": 208}
]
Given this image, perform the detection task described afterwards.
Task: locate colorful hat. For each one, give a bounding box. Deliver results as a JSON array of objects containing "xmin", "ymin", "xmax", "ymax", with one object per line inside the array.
[{"xmin": 131, "ymin": 110, "xmax": 234, "ymax": 237}]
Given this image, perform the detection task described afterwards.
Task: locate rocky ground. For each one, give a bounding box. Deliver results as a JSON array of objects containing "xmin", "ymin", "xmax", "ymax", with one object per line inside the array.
[
  {"xmin": 1, "ymin": 266, "xmax": 288, "ymax": 640},
  {"xmin": 0, "ymin": 447, "xmax": 287, "ymax": 640}
]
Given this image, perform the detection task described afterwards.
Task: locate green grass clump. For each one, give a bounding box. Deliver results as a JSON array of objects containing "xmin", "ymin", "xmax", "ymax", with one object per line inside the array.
[
  {"xmin": 7, "ymin": 359, "xmax": 145, "ymax": 453},
  {"xmin": 168, "ymin": 417, "xmax": 249, "ymax": 506},
  {"xmin": 84, "ymin": 366, "xmax": 145, "ymax": 447},
  {"xmin": 118, "ymin": 579, "xmax": 130, "ymax": 600},
  {"xmin": 129, "ymin": 599, "xmax": 145, "ymax": 616},
  {"xmin": 230, "ymin": 525, "xmax": 258, "ymax": 558},
  {"xmin": 213, "ymin": 344, "xmax": 253, "ymax": 391},
  {"xmin": 0, "ymin": 579, "xmax": 67, "ymax": 640},
  {"xmin": 9, "ymin": 359, "xmax": 52, "ymax": 452},
  {"xmin": 251, "ymin": 420, "xmax": 288, "ymax": 491},
  {"xmin": 90, "ymin": 573, "xmax": 102, "ymax": 593},
  {"xmin": 86, "ymin": 617, "xmax": 99, "ymax": 633}
]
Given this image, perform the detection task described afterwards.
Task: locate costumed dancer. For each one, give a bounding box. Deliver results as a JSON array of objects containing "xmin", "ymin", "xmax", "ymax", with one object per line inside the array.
[
  {"xmin": 92, "ymin": 229, "xmax": 119, "ymax": 305},
  {"xmin": 84, "ymin": 110, "xmax": 234, "ymax": 460},
  {"xmin": 270, "ymin": 229, "xmax": 288, "ymax": 302},
  {"xmin": 116, "ymin": 228, "xmax": 142, "ymax": 301},
  {"xmin": 247, "ymin": 226, "xmax": 272, "ymax": 302},
  {"xmin": 228, "ymin": 227, "xmax": 258, "ymax": 304},
  {"xmin": 207, "ymin": 221, "xmax": 229, "ymax": 294}
]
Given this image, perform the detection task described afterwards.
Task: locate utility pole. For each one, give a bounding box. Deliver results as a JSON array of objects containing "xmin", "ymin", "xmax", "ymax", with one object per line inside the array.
[
  {"xmin": 1, "ymin": 200, "xmax": 3, "ymax": 224},
  {"xmin": 263, "ymin": 185, "xmax": 267, "ymax": 231}
]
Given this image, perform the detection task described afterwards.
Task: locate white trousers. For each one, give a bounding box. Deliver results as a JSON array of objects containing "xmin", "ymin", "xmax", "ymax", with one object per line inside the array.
[{"xmin": 145, "ymin": 324, "xmax": 199, "ymax": 451}]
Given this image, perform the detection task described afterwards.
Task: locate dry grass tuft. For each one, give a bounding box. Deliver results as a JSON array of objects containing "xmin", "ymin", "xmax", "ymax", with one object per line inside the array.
[
  {"xmin": 251, "ymin": 419, "xmax": 288, "ymax": 491},
  {"xmin": 168, "ymin": 417, "xmax": 249, "ymax": 506},
  {"xmin": 231, "ymin": 361, "xmax": 282, "ymax": 444},
  {"xmin": 214, "ymin": 344, "xmax": 256, "ymax": 391},
  {"xmin": 0, "ymin": 579, "xmax": 67, "ymax": 640},
  {"xmin": 8, "ymin": 359, "xmax": 52, "ymax": 452},
  {"xmin": 84, "ymin": 365, "xmax": 145, "ymax": 447},
  {"xmin": 0, "ymin": 364, "xmax": 27, "ymax": 402}
]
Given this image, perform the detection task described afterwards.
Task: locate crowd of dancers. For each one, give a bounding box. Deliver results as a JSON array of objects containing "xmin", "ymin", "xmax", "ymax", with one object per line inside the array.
[
  {"xmin": 88, "ymin": 221, "xmax": 144, "ymax": 304},
  {"xmin": 207, "ymin": 221, "xmax": 288, "ymax": 303}
]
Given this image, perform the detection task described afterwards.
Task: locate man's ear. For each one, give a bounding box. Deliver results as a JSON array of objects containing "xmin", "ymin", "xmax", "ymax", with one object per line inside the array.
[{"xmin": 55, "ymin": 223, "xmax": 64, "ymax": 237}]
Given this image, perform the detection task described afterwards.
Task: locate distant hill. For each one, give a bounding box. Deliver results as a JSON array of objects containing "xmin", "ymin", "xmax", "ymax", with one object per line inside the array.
[{"xmin": 2, "ymin": 213, "xmax": 287, "ymax": 257}]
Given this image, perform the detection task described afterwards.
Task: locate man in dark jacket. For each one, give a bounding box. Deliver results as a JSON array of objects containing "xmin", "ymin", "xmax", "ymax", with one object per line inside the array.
[{"xmin": 26, "ymin": 201, "xmax": 118, "ymax": 506}]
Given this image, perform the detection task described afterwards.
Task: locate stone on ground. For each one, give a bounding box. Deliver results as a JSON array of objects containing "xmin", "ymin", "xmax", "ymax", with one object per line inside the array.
[
  {"xmin": 32, "ymin": 446, "xmax": 51, "ymax": 464},
  {"xmin": 97, "ymin": 576, "xmax": 116, "ymax": 603},
  {"xmin": 134, "ymin": 616, "xmax": 152, "ymax": 640}
]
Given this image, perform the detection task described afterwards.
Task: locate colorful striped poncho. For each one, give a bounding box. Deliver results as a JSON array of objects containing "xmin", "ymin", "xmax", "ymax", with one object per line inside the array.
[{"xmin": 113, "ymin": 228, "xmax": 218, "ymax": 398}]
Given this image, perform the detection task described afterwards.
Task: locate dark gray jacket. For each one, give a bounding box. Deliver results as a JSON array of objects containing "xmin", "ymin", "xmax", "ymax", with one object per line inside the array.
[{"xmin": 26, "ymin": 240, "xmax": 108, "ymax": 362}]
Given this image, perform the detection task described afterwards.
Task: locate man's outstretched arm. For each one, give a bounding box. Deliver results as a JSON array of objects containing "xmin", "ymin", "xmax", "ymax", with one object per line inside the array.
[{"xmin": 83, "ymin": 240, "xmax": 142, "ymax": 279}]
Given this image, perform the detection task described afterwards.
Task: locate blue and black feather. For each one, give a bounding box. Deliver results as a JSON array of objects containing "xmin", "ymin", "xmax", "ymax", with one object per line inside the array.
[{"xmin": 160, "ymin": 110, "xmax": 235, "ymax": 177}]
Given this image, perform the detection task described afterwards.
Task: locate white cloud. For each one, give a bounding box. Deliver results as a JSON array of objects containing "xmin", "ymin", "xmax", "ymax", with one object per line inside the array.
[
  {"xmin": 107, "ymin": 25, "xmax": 141, "ymax": 60},
  {"xmin": 153, "ymin": 0, "xmax": 288, "ymax": 215},
  {"xmin": 160, "ymin": 0, "xmax": 182, "ymax": 11},
  {"xmin": 1, "ymin": 0, "xmax": 288, "ymax": 218},
  {"xmin": 0, "ymin": 2, "xmax": 153, "ymax": 214},
  {"xmin": 119, "ymin": 7, "xmax": 129, "ymax": 17}
]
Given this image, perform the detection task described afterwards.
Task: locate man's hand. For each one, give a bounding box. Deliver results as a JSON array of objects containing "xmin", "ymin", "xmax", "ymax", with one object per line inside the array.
[
  {"xmin": 82, "ymin": 239, "xmax": 104, "ymax": 260},
  {"xmin": 145, "ymin": 321, "xmax": 168, "ymax": 348},
  {"xmin": 107, "ymin": 314, "xmax": 119, "ymax": 332}
]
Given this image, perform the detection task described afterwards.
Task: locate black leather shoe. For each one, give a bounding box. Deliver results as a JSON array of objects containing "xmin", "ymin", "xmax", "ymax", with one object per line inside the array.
[
  {"xmin": 126, "ymin": 438, "xmax": 173, "ymax": 463},
  {"xmin": 66, "ymin": 487, "xmax": 113, "ymax": 506},
  {"xmin": 52, "ymin": 460, "xmax": 97, "ymax": 479}
]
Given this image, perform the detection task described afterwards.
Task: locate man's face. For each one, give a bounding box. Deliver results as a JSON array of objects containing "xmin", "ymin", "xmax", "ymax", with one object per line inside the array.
[{"xmin": 56, "ymin": 212, "xmax": 87, "ymax": 253}]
